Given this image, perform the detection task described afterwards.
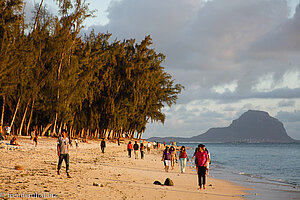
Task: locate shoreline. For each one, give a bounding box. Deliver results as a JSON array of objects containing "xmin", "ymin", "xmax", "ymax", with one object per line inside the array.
[{"xmin": 1, "ymin": 136, "xmax": 250, "ymax": 199}]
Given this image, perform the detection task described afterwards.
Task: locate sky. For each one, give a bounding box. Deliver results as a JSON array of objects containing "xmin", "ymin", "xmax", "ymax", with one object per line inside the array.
[{"xmin": 26, "ymin": 0, "xmax": 300, "ymax": 140}]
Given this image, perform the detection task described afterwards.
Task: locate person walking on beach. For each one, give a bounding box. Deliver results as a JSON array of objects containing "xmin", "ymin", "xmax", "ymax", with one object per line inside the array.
[
  {"xmin": 162, "ymin": 146, "xmax": 171, "ymax": 172},
  {"xmin": 133, "ymin": 141, "xmax": 139, "ymax": 159},
  {"xmin": 57, "ymin": 129, "xmax": 71, "ymax": 178},
  {"xmin": 195, "ymin": 144, "xmax": 208, "ymax": 190},
  {"xmin": 179, "ymin": 146, "xmax": 189, "ymax": 173},
  {"xmin": 203, "ymin": 145, "xmax": 211, "ymax": 175},
  {"xmin": 100, "ymin": 139, "xmax": 106, "ymax": 153},
  {"xmin": 140, "ymin": 143, "xmax": 145, "ymax": 159},
  {"xmin": 169, "ymin": 146, "xmax": 177, "ymax": 170},
  {"xmin": 75, "ymin": 138, "xmax": 79, "ymax": 148},
  {"xmin": 33, "ymin": 133, "xmax": 38, "ymax": 147},
  {"xmin": 127, "ymin": 141, "xmax": 133, "ymax": 158},
  {"xmin": 191, "ymin": 144, "xmax": 200, "ymax": 173},
  {"xmin": 147, "ymin": 142, "xmax": 151, "ymax": 153}
]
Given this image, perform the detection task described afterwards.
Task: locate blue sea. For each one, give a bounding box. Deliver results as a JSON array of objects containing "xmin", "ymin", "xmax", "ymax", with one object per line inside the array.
[{"xmin": 178, "ymin": 142, "xmax": 300, "ymax": 200}]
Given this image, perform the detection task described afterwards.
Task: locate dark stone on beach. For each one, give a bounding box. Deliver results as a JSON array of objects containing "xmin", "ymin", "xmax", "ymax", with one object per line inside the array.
[
  {"xmin": 153, "ymin": 181, "xmax": 162, "ymax": 185},
  {"xmin": 15, "ymin": 165, "xmax": 23, "ymax": 170},
  {"xmin": 164, "ymin": 178, "xmax": 174, "ymax": 186}
]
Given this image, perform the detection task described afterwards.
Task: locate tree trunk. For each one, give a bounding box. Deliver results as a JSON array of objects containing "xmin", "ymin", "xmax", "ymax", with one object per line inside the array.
[
  {"xmin": 41, "ymin": 123, "xmax": 52, "ymax": 136},
  {"xmin": 10, "ymin": 97, "xmax": 21, "ymax": 130},
  {"xmin": 32, "ymin": 0, "xmax": 44, "ymax": 31},
  {"xmin": 53, "ymin": 113, "xmax": 58, "ymax": 136},
  {"xmin": 19, "ymin": 99, "xmax": 31, "ymax": 135},
  {"xmin": 1, "ymin": 94, "xmax": 5, "ymax": 127},
  {"xmin": 26, "ymin": 99, "xmax": 35, "ymax": 136}
]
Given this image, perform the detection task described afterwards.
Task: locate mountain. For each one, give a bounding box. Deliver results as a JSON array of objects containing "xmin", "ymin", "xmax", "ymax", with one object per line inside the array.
[{"xmin": 148, "ymin": 110, "xmax": 297, "ymax": 143}]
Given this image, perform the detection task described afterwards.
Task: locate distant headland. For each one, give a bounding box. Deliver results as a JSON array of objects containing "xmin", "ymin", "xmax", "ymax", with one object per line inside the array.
[{"xmin": 148, "ymin": 110, "xmax": 299, "ymax": 143}]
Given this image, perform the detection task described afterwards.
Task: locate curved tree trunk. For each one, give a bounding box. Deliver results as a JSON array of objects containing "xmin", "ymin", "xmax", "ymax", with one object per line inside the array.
[
  {"xmin": 19, "ymin": 99, "xmax": 31, "ymax": 135},
  {"xmin": 41, "ymin": 123, "xmax": 52, "ymax": 136},
  {"xmin": 1, "ymin": 94, "xmax": 5, "ymax": 127},
  {"xmin": 26, "ymin": 99, "xmax": 35, "ymax": 136},
  {"xmin": 10, "ymin": 97, "xmax": 21, "ymax": 132}
]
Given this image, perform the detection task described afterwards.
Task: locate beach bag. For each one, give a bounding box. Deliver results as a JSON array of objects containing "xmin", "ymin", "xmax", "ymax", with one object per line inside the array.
[{"xmin": 164, "ymin": 178, "xmax": 174, "ymax": 186}]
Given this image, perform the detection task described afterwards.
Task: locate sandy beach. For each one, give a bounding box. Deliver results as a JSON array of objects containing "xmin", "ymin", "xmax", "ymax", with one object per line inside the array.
[{"xmin": 0, "ymin": 137, "xmax": 250, "ymax": 200}]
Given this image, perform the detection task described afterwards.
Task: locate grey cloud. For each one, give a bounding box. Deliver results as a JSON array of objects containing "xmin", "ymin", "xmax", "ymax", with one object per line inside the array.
[
  {"xmin": 276, "ymin": 110, "xmax": 300, "ymax": 122},
  {"xmin": 178, "ymin": 87, "xmax": 300, "ymax": 104},
  {"xmin": 250, "ymin": 3, "xmax": 300, "ymax": 54},
  {"xmin": 86, "ymin": 0, "xmax": 300, "ymax": 95},
  {"xmin": 278, "ymin": 100, "xmax": 296, "ymax": 107}
]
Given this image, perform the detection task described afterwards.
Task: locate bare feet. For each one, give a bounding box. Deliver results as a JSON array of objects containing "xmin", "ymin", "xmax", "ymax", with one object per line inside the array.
[
  {"xmin": 67, "ymin": 172, "xmax": 71, "ymax": 178},
  {"xmin": 198, "ymin": 187, "xmax": 202, "ymax": 190}
]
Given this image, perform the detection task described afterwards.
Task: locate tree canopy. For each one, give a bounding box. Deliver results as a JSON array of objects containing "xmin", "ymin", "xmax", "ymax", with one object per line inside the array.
[{"xmin": 0, "ymin": 0, "xmax": 183, "ymax": 139}]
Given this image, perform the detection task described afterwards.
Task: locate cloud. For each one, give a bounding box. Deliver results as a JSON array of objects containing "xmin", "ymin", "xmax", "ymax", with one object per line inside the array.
[
  {"xmin": 84, "ymin": 0, "xmax": 300, "ymax": 139},
  {"xmin": 278, "ymin": 100, "xmax": 296, "ymax": 107},
  {"xmin": 276, "ymin": 110, "xmax": 300, "ymax": 122},
  {"xmin": 87, "ymin": 0, "xmax": 300, "ymax": 96}
]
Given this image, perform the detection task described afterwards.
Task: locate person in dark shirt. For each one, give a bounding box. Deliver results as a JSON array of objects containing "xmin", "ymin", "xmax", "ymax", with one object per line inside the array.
[
  {"xmin": 100, "ymin": 139, "xmax": 106, "ymax": 153},
  {"xmin": 133, "ymin": 141, "xmax": 139, "ymax": 159},
  {"xmin": 140, "ymin": 143, "xmax": 145, "ymax": 159},
  {"xmin": 162, "ymin": 146, "xmax": 171, "ymax": 172}
]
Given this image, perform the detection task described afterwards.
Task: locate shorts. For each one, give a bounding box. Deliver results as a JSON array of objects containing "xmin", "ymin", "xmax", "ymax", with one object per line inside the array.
[{"xmin": 164, "ymin": 160, "xmax": 170, "ymax": 166}]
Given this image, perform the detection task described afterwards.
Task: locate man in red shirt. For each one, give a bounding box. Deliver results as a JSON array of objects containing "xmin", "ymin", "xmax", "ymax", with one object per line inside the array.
[
  {"xmin": 195, "ymin": 144, "xmax": 208, "ymax": 189},
  {"xmin": 127, "ymin": 141, "xmax": 133, "ymax": 158}
]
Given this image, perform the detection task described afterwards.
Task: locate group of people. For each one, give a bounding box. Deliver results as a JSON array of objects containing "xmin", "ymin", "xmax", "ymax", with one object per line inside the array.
[
  {"xmin": 162, "ymin": 145, "xmax": 188, "ymax": 173},
  {"xmin": 56, "ymin": 131, "xmax": 210, "ymax": 190},
  {"xmin": 162, "ymin": 144, "xmax": 211, "ymax": 190},
  {"xmin": 127, "ymin": 141, "xmax": 146, "ymax": 159}
]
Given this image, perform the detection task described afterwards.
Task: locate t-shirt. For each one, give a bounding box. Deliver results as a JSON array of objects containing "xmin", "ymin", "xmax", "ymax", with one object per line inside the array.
[
  {"xmin": 163, "ymin": 149, "xmax": 171, "ymax": 160},
  {"xmin": 101, "ymin": 140, "xmax": 106, "ymax": 147},
  {"xmin": 128, "ymin": 143, "xmax": 133, "ymax": 150},
  {"xmin": 133, "ymin": 143, "xmax": 139, "ymax": 150},
  {"xmin": 179, "ymin": 151, "xmax": 187, "ymax": 158},
  {"xmin": 57, "ymin": 137, "xmax": 69, "ymax": 154},
  {"xmin": 195, "ymin": 151, "xmax": 208, "ymax": 167},
  {"xmin": 147, "ymin": 143, "xmax": 151, "ymax": 148}
]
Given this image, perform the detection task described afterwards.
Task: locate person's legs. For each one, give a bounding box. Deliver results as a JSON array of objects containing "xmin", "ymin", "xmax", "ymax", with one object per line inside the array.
[
  {"xmin": 134, "ymin": 150, "xmax": 138, "ymax": 159},
  {"xmin": 171, "ymin": 156, "xmax": 175, "ymax": 169},
  {"xmin": 201, "ymin": 167, "xmax": 206, "ymax": 188},
  {"xmin": 197, "ymin": 167, "xmax": 202, "ymax": 188},
  {"xmin": 141, "ymin": 151, "xmax": 144, "ymax": 159},
  {"xmin": 101, "ymin": 147, "xmax": 105, "ymax": 153},
  {"xmin": 198, "ymin": 166, "xmax": 206, "ymax": 189},
  {"xmin": 164, "ymin": 160, "xmax": 170, "ymax": 172},
  {"xmin": 180, "ymin": 158, "xmax": 184, "ymax": 173},
  {"xmin": 57, "ymin": 154, "xmax": 63, "ymax": 174},
  {"xmin": 64, "ymin": 154, "xmax": 71, "ymax": 178},
  {"xmin": 182, "ymin": 158, "xmax": 187, "ymax": 173}
]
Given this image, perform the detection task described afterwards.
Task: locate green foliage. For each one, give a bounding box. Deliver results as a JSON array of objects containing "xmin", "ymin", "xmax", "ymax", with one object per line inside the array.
[{"xmin": 0, "ymin": 0, "xmax": 183, "ymax": 138}]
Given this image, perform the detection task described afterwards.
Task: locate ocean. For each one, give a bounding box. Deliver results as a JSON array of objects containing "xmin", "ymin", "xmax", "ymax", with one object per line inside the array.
[{"xmin": 178, "ymin": 142, "xmax": 300, "ymax": 200}]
